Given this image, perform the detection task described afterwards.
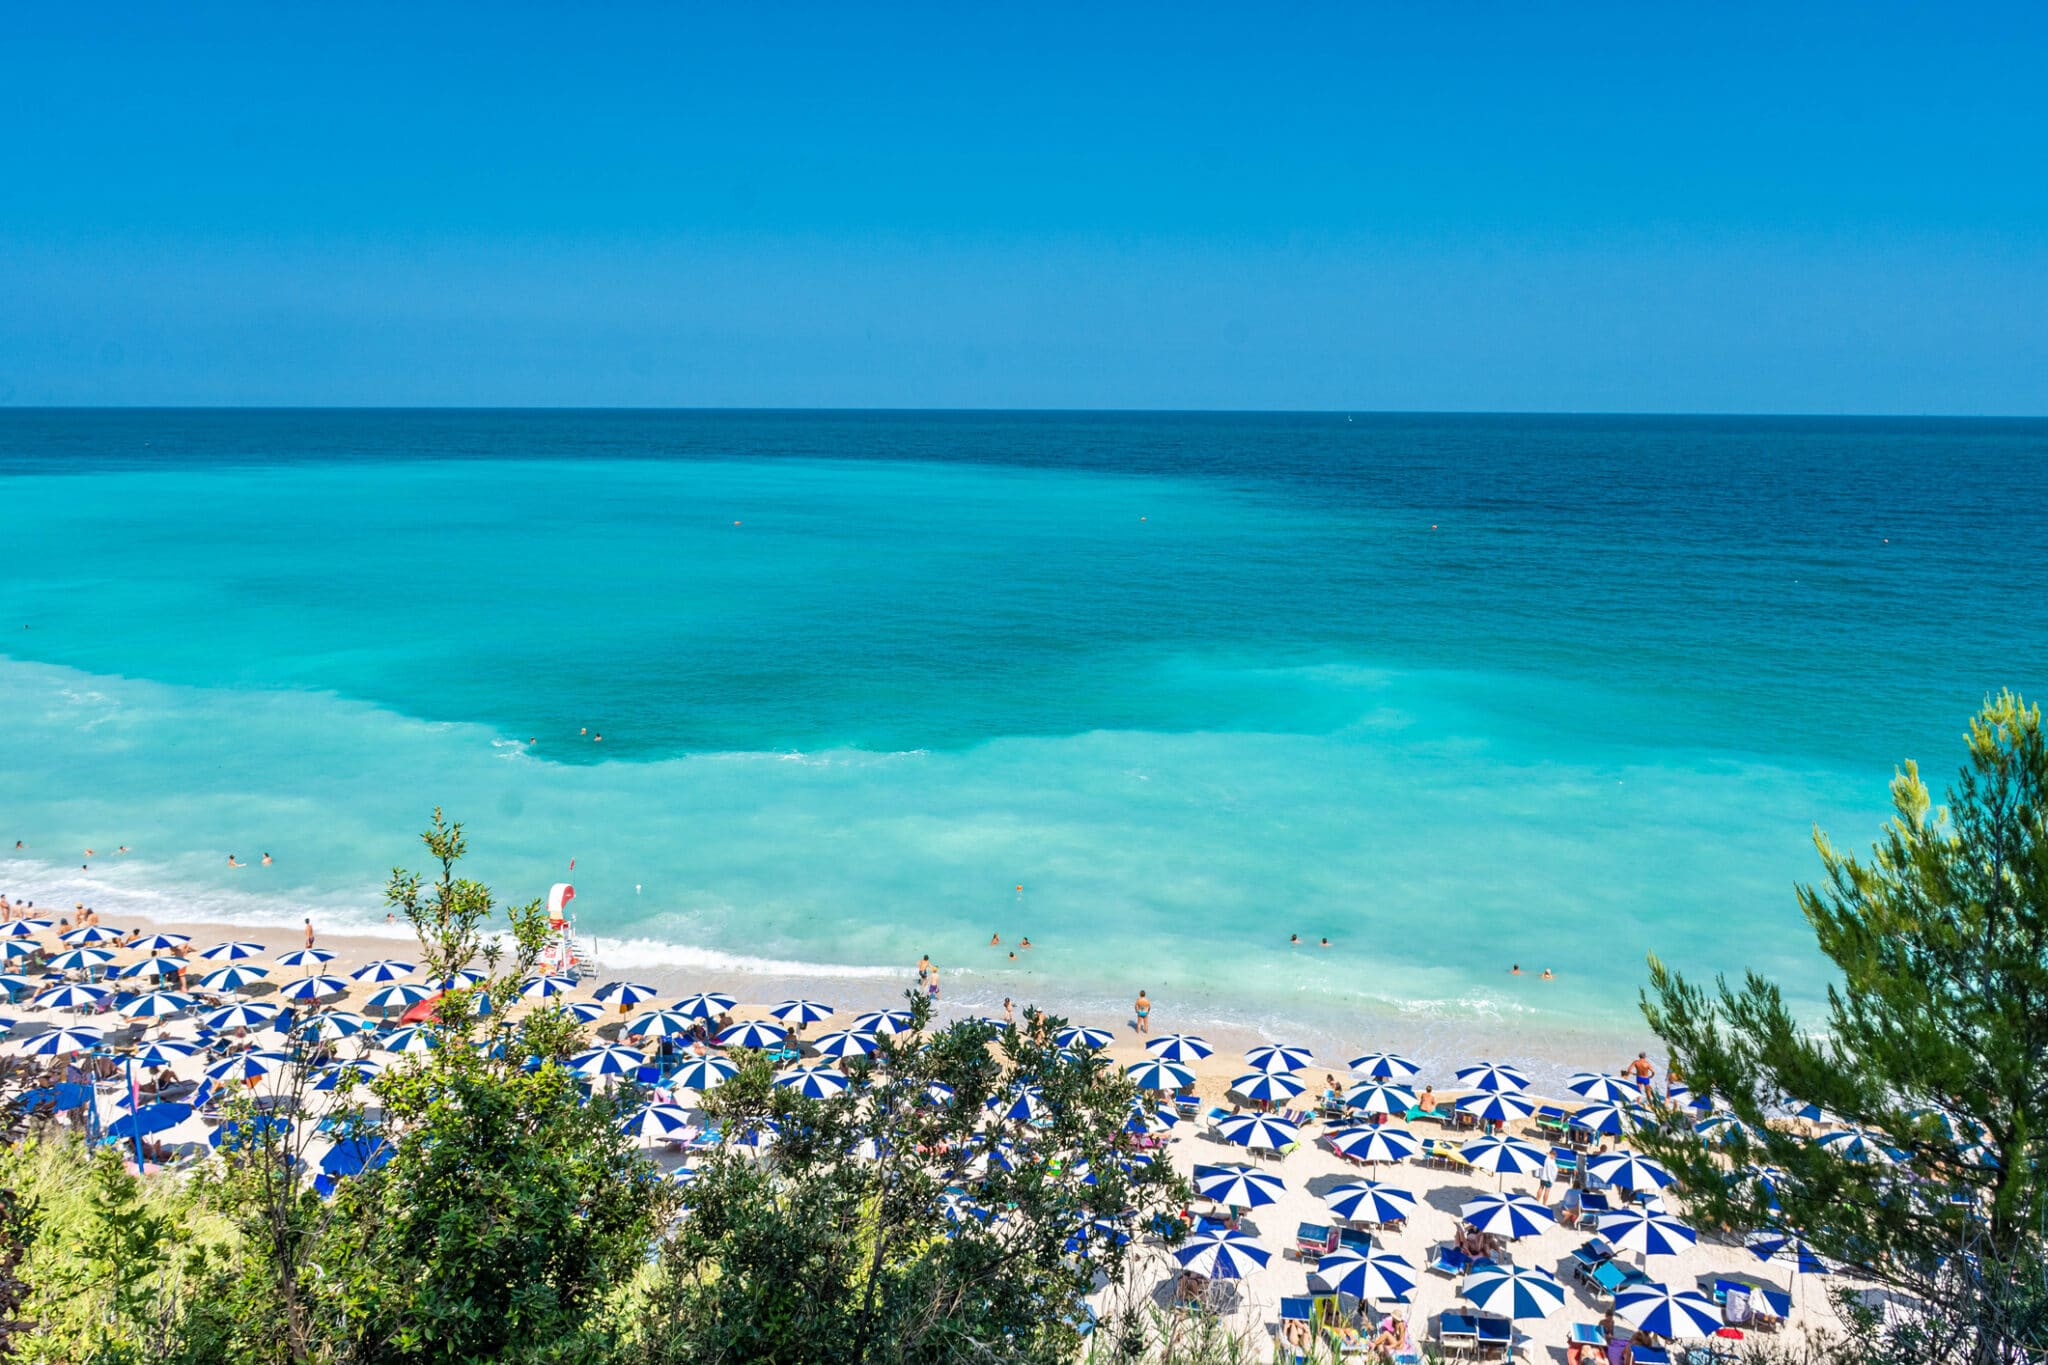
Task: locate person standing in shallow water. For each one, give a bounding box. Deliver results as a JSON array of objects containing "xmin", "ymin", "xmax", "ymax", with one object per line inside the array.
[{"xmin": 1134, "ymin": 989, "xmax": 1151, "ymax": 1035}]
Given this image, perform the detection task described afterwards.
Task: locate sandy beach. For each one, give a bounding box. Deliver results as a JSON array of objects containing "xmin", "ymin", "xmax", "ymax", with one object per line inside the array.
[{"xmin": 1, "ymin": 891, "xmax": 1862, "ymax": 1360}]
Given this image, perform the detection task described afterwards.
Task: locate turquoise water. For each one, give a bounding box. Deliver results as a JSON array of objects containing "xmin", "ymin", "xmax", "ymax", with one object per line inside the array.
[{"xmin": 2, "ymin": 410, "xmax": 2044, "ymax": 1049}]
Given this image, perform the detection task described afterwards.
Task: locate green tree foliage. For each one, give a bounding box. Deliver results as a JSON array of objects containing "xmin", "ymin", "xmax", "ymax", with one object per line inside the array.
[
  {"xmin": 632, "ymin": 1001, "xmax": 1191, "ymax": 1365},
  {"xmin": 1641, "ymin": 691, "xmax": 2048, "ymax": 1363}
]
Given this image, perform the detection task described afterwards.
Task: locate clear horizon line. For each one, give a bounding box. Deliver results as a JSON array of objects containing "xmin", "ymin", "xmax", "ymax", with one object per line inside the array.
[{"xmin": 4, "ymin": 403, "xmax": 2045, "ymax": 422}]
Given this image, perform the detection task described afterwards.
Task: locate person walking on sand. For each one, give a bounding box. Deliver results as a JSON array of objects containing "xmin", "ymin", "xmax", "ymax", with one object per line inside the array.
[
  {"xmin": 1134, "ymin": 989, "xmax": 1151, "ymax": 1035},
  {"xmin": 304, "ymin": 918, "xmax": 315, "ymax": 951}
]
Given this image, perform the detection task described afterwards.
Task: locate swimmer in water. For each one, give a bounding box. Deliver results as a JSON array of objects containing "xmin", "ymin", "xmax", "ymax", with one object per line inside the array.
[
  {"xmin": 117, "ymin": 846, "xmax": 127, "ymax": 854},
  {"xmin": 989, "ymin": 933, "xmax": 1001, "ymax": 946},
  {"xmin": 228, "ymin": 855, "xmax": 245, "ymax": 868},
  {"xmin": 1540, "ymin": 968, "xmax": 1554, "ymax": 980},
  {"xmin": 1019, "ymin": 937, "xmax": 1032, "ymax": 949},
  {"xmin": 1008, "ymin": 950, "xmax": 1017, "ymax": 960},
  {"xmin": 1319, "ymin": 937, "xmax": 1331, "ymax": 948},
  {"xmin": 1510, "ymin": 963, "xmax": 1522, "ymax": 975},
  {"xmin": 1289, "ymin": 934, "xmax": 1300, "ymax": 945},
  {"xmin": 261, "ymin": 853, "xmax": 272, "ymax": 866},
  {"xmin": 594, "ymin": 734, "xmax": 602, "ymax": 743}
]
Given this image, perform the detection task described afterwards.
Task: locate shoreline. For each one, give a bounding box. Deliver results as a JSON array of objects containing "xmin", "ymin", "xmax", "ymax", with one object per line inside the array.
[{"xmin": 2, "ymin": 864, "xmax": 1675, "ymax": 1095}]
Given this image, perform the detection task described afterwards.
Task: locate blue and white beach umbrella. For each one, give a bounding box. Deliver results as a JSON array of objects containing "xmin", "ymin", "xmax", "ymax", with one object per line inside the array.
[
  {"xmin": 773, "ymin": 1065, "xmax": 852, "ymax": 1099},
  {"xmin": 61, "ymin": 925, "xmax": 125, "ymax": 945},
  {"xmin": 1776, "ymin": 1096, "xmax": 1838, "ymax": 1125},
  {"xmin": 275, "ymin": 948, "xmax": 335, "ymax": 972},
  {"xmin": 1343, "ymin": 1055, "xmax": 1425, "ymax": 1080},
  {"xmin": 1192, "ymin": 1163, "xmax": 1285, "ymax": 1208},
  {"xmin": 315, "ymin": 1059, "xmax": 382, "ymax": 1091},
  {"xmin": 1124, "ymin": 1103, "xmax": 1178, "ymax": 1134},
  {"xmin": 0, "ymin": 921, "xmax": 43, "ymax": 939},
  {"xmin": 1456, "ymin": 1091, "xmax": 1538, "ymax": 1124},
  {"xmin": 1327, "ymin": 1125, "xmax": 1420, "ymax": 1164},
  {"xmin": 592, "ymin": 980, "xmax": 660, "ymax": 1007},
  {"xmin": 991, "ymin": 1085, "xmax": 1045, "ymax": 1122},
  {"xmin": 119, "ymin": 990, "xmax": 196, "ymax": 1019},
  {"xmin": 1453, "ymin": 1062, "xmax": 1532, "ymax": 1094},
  {"xmin": 563, "ymin": 1000, "xmax": 609, "ymax": 1023},
  {"xmin": 1747, "ymin": 1229, "xmax": 1830, "ymax": 1274},
  {"xmin": 1694, "ymin": 1113, "xmax": 1763, "ymax": 1145},
  {"xmin": 849, "ymin": 1009, "xmax": 912, "ymax": 1036},
  {"xmin": 1144, "ymin": 1033, "xmax": 1214, "ymax": 1064},
  {"xmin": 674, "ymin": 991, "xmax": 740, "ymax": 1020},
  {"xmin": 771, "ymin": 997, "xmax": 836, "ymax": 1025},
  {"xmin": 301, "ymin": 1010, "xmax": 372, "ymax": 1041},
  {"xmin": 207, "ymin": 1050, "xmax": 289, "ymax": 1082},
  {"xmin": 1459, "ymin": 1192, "xmax": 1557, "ymax": 1240},
  {"xmin": 1312, "ymin": 1246, "xmax": 1418, "ymax": 1303},
  {"xmin": 32, "ymin": 983, "xmax": 110, "ymax": 1011},
  {"xmin": 0, "ymin": 941, "xmax": 34, "ymax": 962},
  {"xmin": 379, "ymin": 1025, "xmax": 439, "ymax": 1054},
  {"xmin": 0, "ymin": 974, "xmax": 33, "ymax": 998},
  {"xmin": 210, "ymin": 1114, "xmax": 294, "ymax": 1149},
  {"xmin": 1461, "ymin": 1135, "xmax": 1550, "ymax": 1178},
  {"xmin": 1242, "ymin": 1043, "xmax": 1315, "ymax": 1075},
  {"xmin": 1054, "ymin": 1026, "xmax": 1114, "ymax": 1050},
  {"xmin": 198, "ymin": 964, "xmax": 270, "ymax": 992},
  {"xmin": 107, "ymin": 1102, "xmax": 193, "ymax": 1140},
  {"xmin": 1566, "ymin": 1071, "xmax": 1642, "ymax": 1105},
  {"xmin": 619, "ymin": 1102, "xmax": 699, "ymax": 1141},
  {"xmin": 1463, "ymin": 1264, "xmax": 1567, "ymax": 1320},
  {"xmin": 430, "ymin": 970, "xmax": 486, "ymax": 991},
  {"xmin": 1322, "ymin": 1180, "xmax": 1419, "ymax": 1225},
  {"xmin": 670, "ymin": 1055, "xmax": 740, "ymax": 1092},
  {"xmin": 358, "ymin": 985, "xmax": 430, "ymax": 1016},
  {"xmin": 518, "ymin": 974, "xmax": 581, "ymax": 1000},
  {"xmin": 18, "ymin": 1025, "xmax": 104, "ymax": 1055},
  {"xmin": 122, "ymin": 956, "xmax": 185, "ymax": 981},
  {"xmin": 624, "ymin": 1009, "xmax": 698, "ymax": 1039},
  {"xmin": 132, "ymin": 1039, "xmax": 201, "ymax": 1068},
  {"xmin": 1229, "ymin": 1071, "xmax": 1305, "ymax": 1105},
  {"xmin": 809, "ymin": 1028, "xmax": 880, "ymax": 1059},
  {"xmin": 351, "ymin": 959, "xmax": 417, "ymax": 983},
  {"xmin": 1174, "ymin": 1231, "xmax": 1272, "ymax": 1280},
  {"xmin": 716, "ymin": 1020, "xmax": 788, "ymax": 1050},
  {"xmin": 47, "ymin": 948, "xmax": 116, "ymax": 972},
  {"xmin": 1815, "ymin": 1128, "xmax": 1902, "ymax": 1165},
  {"xmin": 1343, "ymin": 1081, "xmax": 1419, "ymax": 1116},
  {"xmin": 1599, "ymin": 1208, "xmax": 1699, "ymax": 1259},
  {"xmin": 1587, "ymin": 1150, "xmax": 1677, "ymax": 1192},
  {"xmin": 1571, "ymin": 1102, "xmax": 1639, "ymax": 1137},
  {"xmin": 1216, "ymin": 1112, "xmax": 1300, "ymax": 1152},
  {"xmin": 203, "ymin": 1001, "xmax": 279, "ymax": 1030},
  {"xmin": 1124, "ymin": 1058, "xmax": 1195, "ymax": 1092},
  {"xmin": 571, "ymin": 1044, "xmax": 647, "ymax": 1078},
  {"xmin": 279, "ymin": 975, "xmax": 349, "ymax": 1002},
  {"xmin": 1615, "ymin": 1285, "xmax": 1724, "ymax": 1338},
  {"xmin": 199, "ymin": 940, "xmax": 267, "ymax": 961},
  {"xmin": 127, "ymin": 932, "xmax": 191, "ymax": 954}
]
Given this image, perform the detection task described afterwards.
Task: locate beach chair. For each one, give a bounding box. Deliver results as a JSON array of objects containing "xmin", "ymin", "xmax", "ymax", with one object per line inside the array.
[
  {"xmin": 1534, "ymin": 1105, "xmax": 1569, "ymax": 1138},
  {"xmin": 1427, "ymin": 1244, "xmax": 1471, "ymax": 1278},
  {"xmin": 1550, "ymin": 1145, "xmax": 1580, "ymax": 1183},
  {"xmin": 1631, "ymin": 1347, "xmax": 1671, "ymax": 1365},
  {"xmin": 1432, "ymin": 1138, "xmax": 1467, "ymax": 1170},
  {"xmin": 1295, "ymin": 1222, "xmax": 1338, "ymax": 1259},
  {"xmin": 1174, "ymin": 1091, "xmax": 1201, "ymax": 1121},
  {"xmin": 1274, "ymin": 1296, "xmax": 1314, "ymax": 1363},
  {"xmin": 1474, "ymin": 1315, "xmax": 1512, "ymax": 1361},
  {"xmin": 1405, "ymin": 1104, "xmax": 1451, "ymax": 1126},
  {"xmin": 1578, "ymin": 1188, "xmax": 1612, "ymax": 1226},
  {"xmin": 1437, "ymin": 1312, "xmax": 1479, "ymax": 1357},
  {"xmin": 1568, "ymin": 1237, "xmax": 1615, "ymax": 1283},
  {"xmin": 1337, "ymin": 1226, "xmax": 1372, "ymax": 1252}
]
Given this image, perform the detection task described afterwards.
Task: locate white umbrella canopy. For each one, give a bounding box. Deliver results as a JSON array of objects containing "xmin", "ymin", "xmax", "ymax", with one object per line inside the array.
[
  {"xmin": 1191, "ymin": 1163, "xmax": 1285, "ymax": 1208},
  {"xmin": 1241, "ymin": 1043, "xmax": 1314, "ymax": 1075},
  {"xmin": 770, "ymin": 997, "xmax": 835, "ymax": 1026},
  {"xmin": 1454, "ymin": 1062, "xmax": 1532, "ymax": 1093},
  {"xmin": 1462, "ymin": 1264, "xmax": 1567, "ymax": 1320},
  {"xmin": 1614, "ymin": 1284, "xmax": 1724, "ymax": 1338},
  {"xmin": 619, "ymin": 1102, "xmax": 698, "ymax": 1142},
  {"xmin": 1342, "ymin": 1080, "xmax": 1419, "ymax": 1117},
  {"xmin": 674, "ymin": 991, "xmax": 740, "ymax": 1020},
  {"xmin": 1125, "ymin": 1059, "xmax": 1195, "ymax": 1092},
  {"xmin": 623, "ymin": 1009, "xmax": 700, "ymax": 1039},
  {"xmin": 1173, "ymin": 1231, "xmax": 1271, "ymax": 1279},
  {"xmin": 571, "ymin": 1044, "xmax": 647, "ymax": 1078},
  {"xmin": 1459, "ymin": 1192, "xmax": 1557, "ymax": 1240},
  {"xmin": 1216, "ymin": 1113, "xmax": 1300, "ymax": 1152},
  {"xmin": 203, "ymin": 1001, "xmax": 280, "ymax": 1030},
  {"xmin": 275, "ymin": 948, "xmax": 335, "ymax": 972},
  {"xmin": 198, "ymin": 940, "xmax": 268, "ymax": 961},
  {"xmin": 1322, "ymin": 1180, "xmax": 1419, "ymax": 1225},
  {"xmin": 47, "ymin": 947, "xmax": 117, "ymax": 972},
  {"xmin": 351, "ymin": 959, "xmax": 418, "ymax": 983},
  {"xmin": 198, "ymin": 964, "xmax": 270, "ymax": 992},
  {"xmin": 809, "ymin": 1028, "xmax": 881, "ymax": 1059},
  {"xmin": 1460, "ymin": 1134, "xmax": 1550, "ymax": 1178},
  {"xmin": 1311, "ymin": 1246, "xmax": 1417, "ymax": 1303},
  {"xmin": 1144, "ymin": 1033, "xmax": 1213, "ymax": 1063},
  {"xmin": 1566, "ymin": 1071, "xmax": 1642, "ymax": 1105},
  {"xmin": 669, "ymin": 1055, "xmax": 740, "ymax": 1092},
  {"xmin": 1600, "ymin": 1207, "xmax": 1699, "ymax": 1259},
  {"xmin": 127, "ymin": 933, "xmax": 191, "ymax": 954},
  {"xmin": 278, "ymin": 975, "xmax": 349, "ymax": 1002},
  {"xmin": 1327, "ymin": 1125, "xmax": 1420, "ymax": 1164},
  {"xmin": 364, "ymin": 982, "xmax": 435, "ymax": 1014},
  {"xmin": 118, "ymin": 990, "xmax": 196, "ymax": 1019},
  {"xmin": 1228, "ymin": 1071, "xmax": 1306, "ymax": 1105},
  {"xmin": 16, "ymin": 1025, "xmax": 104, "ymax": 1056},
  {"xmin": 1348, "ymin": 1050, "xmax": 1422, "ymax": 1079},
  {"xmin": 1586, "ymin": 1150, "xmax": 1678, "ymax": 1192}
]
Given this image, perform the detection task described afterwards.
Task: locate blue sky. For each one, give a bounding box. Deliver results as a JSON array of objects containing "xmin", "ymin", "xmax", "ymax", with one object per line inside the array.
[{"xmin": 4, "ymin": 4, "xmax": 2044, "ymax": 412}]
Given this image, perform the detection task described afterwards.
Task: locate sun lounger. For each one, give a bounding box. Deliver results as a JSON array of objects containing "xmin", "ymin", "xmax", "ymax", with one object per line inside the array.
[
  {"xmin": 1338, "ymin": 1226, "xmax": 1372, "ymax": 1252},
  {"xmin": 1275, "ymin": 1295, "xmax": 1313, "ymax": 1363},
  {"xmin": 1438, "ymin": 1312, "xmax": 1479, "ymax": 1355},
  {"xmin": 1631, "ymin": 1346, "xmax": 1671, "ymax": 1365},
  {"xmin": 1568, "ymin": 1237, "xmax": 1615, "ymax": 1282},
  {"xmin": 1474, "ymin": 1315, "xmax": 1512, "ymax": 1360},
  {"xmin": 1587, "ymin": 1259, "xmax": 1655, "ymax": 1296},
  {"xmin": 1534, "ymin": 1105, "xmax": 1569, "ymax": 1136},
  {"xmin": 1295, "ymin": 1222, "xmax": 1337, "ymax": 1259},
  {"xmin": 1405, "ymin": 1104, "xmax": 1452, "ymax": 1125},
  {"xmin": 1428, "ymin": 1244, "xmax": 1472, "ymax": 1277}
]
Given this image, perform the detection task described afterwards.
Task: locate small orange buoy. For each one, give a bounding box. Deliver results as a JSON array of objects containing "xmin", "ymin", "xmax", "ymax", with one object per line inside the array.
[
  {"xmin": 733, "ymin": 521, "xmax": 742, "ymax": 526},
  {"xmin": 1015, "ymin": 885, "xmax": 1023, "ymax": 892}
]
